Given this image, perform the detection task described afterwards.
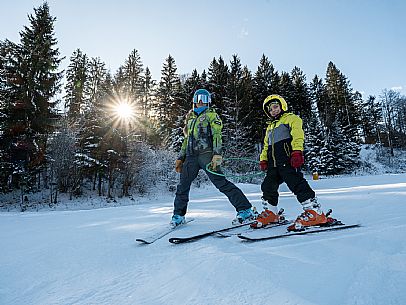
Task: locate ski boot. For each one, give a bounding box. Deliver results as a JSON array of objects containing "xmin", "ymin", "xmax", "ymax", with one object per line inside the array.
[
  {"xmin": 170, "ymin": 214, "xmax": 186, "ymax": 227},
  {"xmin": 232, "ymin": 208, "xmax": 255, "ymax": 225},
  {"xmin": 288, "ymin": 197, "xmax": 328, "ymax": 232},
  {"xmin": 251, "ymin": 199, "xmax": 284, "ymax": 228}
]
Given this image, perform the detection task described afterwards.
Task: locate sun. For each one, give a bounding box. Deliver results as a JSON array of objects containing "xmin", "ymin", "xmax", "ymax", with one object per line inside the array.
[
  {"xmin": 115, "ymin": 102, "xmax": 134, "ymax": 120},
  {"xmin": 112, "ymin": 100, "xmax": 137, "ymax": 124}
]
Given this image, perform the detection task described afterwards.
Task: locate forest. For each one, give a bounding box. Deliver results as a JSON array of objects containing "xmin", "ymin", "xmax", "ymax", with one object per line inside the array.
[{"xmin": 1, "ymin": 3, "xmax": 405, "ymax": 206}]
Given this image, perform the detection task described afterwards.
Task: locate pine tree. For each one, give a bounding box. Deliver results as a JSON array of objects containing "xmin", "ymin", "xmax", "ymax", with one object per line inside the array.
[
  {"xmin": 140, "ymin": 67, "xmax": 156, "ymax": 118},
  {"xmin": 19, "ymin": 2, "xmax": 63, "ymax": 134},
  {"xmin": 208, "ymin": 56, "xmax": 230, "ymax": 118},
  {"xmin": 318, "ymin": 118, "xmax": 346, "ymax": 175},
  {"xmin": 278, "ymin": 72, "xmax": 295, "ymax": 111},
  {"xmin": 0, "ymin": 40, "xmax": 22, "ymax": 190},
  {"xmin": 224, "ymin": 55, "xmax": 253, "ymax": 158},
  {"xmin": 305, "ymin": 108, "xmax": 324, "ymax": 173},
  {"xmin": 78, "ymin": 57, "xmax": 111, "ymax": 195},
  {"xmin": 360, "ymin": 95, "xmax": 382, "ymax": 144},
  {"xmin": 291, "ymin": 66, "xmax": 311, "ymax": 123},
  {"xmin": 252, "ymin": 54, "xmax": 279, "ymax": 148},
  {"xmin": 64, "ymin": 49, "xmax": 88, "ymax": 123},
  {"xmin": 156, "ymin": 54, "xmax": 182, "ymax": 148},
  {"xmin": 139, "ymin": 67, "xmax": 158, "ymax": 145},
  {"xmin": 0, "ymin": 3, "xmax": 63, "ymax": 190},
  {"xmin": 119, "ymin": 49, "xmax": 144, "ymax": 103},
  {"xmin": 324, "ymin": 62, "xmax": 361, "ymax": 173},
  {"xmin": 306, "ymin": 77, "xmax": 326, "ymax": 173},
  {"xmin": 239, "ymin": 66, "xmax": 256, "ymax": 153}
]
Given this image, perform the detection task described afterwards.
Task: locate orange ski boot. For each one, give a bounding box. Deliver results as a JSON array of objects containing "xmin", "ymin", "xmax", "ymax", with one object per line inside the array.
[
  {"xmin": 288, "ymin": 198, "xmax": 327, "ymax": 231},
  {"xmin": 251, "ymin": 204, "xmax": 282, "ymax": 229}
]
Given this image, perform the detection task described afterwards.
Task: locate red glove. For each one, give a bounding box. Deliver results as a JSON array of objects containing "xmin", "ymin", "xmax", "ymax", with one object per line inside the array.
[
  {"xmin": 259, "ymin": 160, "xmax": 268, "ymax": 171},
  {"xmin": 290, "ymin": 150, "xmax": 304, "ymax": 168}
]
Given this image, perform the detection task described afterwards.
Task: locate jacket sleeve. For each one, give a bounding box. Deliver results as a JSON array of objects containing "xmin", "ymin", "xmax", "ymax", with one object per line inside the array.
[
  {"xmin": 209, "ymin": 111, "xmax": 223, "ymax": 155},
  {"xmin": 260, "ymin": 126, "xmax": 270, "ymax": 161},
  {"xmin": 178, "ymin": 111, "xmax": 192, "ymax": 160},
  {"xmin": 288, "ymin": 114, "xmax": 304, "ymax": 151},
  {"xmin": 178, "ymin": 137, "xmax": 187, "ymax": 160}
]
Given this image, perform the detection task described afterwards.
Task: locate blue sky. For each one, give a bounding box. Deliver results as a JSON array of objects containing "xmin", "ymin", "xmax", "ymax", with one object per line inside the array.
[{"xmin": 1, "ymin": 0, "xmax": 405, "ymax": 98}]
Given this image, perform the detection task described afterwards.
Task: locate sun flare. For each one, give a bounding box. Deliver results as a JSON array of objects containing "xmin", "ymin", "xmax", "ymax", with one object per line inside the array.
[
  {"xmin": 115, "ymin": 102, "xmax": 134, "ymax": 120},
  {"xmin": 112, "ymin": 100, "xmax": 136, "ymax": 123}
]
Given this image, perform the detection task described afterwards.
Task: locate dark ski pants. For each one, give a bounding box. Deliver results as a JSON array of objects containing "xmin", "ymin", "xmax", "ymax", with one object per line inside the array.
[
  {"xmin": 173, "ymin": 153, "xmax": 252, "ymax": 216},
  {"xmin": 261, "ymin": 165, "xmax": 315, "ymax": 206}
]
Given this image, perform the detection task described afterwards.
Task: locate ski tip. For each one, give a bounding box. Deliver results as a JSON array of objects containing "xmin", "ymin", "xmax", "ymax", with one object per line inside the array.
[
  {"xmin": 135, "ymin": 239, "xmax": 152, "ymax": 244},
  {"xmin": 236, "ymin": 234, "xmax": 255, "ymax": 241}
]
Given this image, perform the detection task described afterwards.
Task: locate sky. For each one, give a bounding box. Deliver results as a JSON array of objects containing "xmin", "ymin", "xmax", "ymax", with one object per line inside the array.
[{"xmin": 1, "ymin": 0, "xmax": 405, "ymax": 99}]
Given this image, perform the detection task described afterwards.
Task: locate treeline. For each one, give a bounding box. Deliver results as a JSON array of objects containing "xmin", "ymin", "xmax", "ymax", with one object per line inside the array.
[{"xmin": 1, "ymin": 3, "xmax": 406, "ymax": 203}]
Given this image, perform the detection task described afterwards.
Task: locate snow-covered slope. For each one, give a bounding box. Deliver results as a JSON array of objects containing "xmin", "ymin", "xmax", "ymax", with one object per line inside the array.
[{"xmin": 1, "ymin": 173, "xmax": 406, "ymax": 305}]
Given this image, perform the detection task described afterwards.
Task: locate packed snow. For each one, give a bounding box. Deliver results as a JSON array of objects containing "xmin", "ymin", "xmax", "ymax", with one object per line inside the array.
[{"xmin": 1, "ymin": 173, "xmax": 406, "ymax": 305}]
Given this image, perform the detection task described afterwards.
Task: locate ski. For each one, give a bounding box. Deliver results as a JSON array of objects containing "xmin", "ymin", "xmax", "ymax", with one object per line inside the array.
[
  {"xmin": 168, "ymin": 221, "xmax": 255, "ymax": 244},
  {"xmin": 215, "ymin": 220, "xmax": 292, "ymax": 238},
  {"xmin": 238, "ymin": 223, "xmax": 361, "ymax": 241},
  {"xmin": 136, "ymin": 218, "xmax": 194, "ymax": 244}
]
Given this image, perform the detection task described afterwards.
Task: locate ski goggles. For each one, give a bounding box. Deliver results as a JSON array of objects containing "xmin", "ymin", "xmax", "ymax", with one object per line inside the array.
[
  {"xmin": 269, "ymin": 99, "xmax": 281, "ymax": 106},
  {"xmin": 266, "ymin": 99, "xmax": 281, "ymax": 110},
  {"xmin": 193, "ymin": 94, "xmax": 211, "ymax": 104}
]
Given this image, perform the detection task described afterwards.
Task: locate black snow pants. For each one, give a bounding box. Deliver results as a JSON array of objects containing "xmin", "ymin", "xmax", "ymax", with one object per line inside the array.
[
  {"xmin": 261, "ymin": 165, "xmax": 315, "ymax": 206},
  {"xmin": 173, "ymin": 153, "xmax": 252, "ymax": 216}
]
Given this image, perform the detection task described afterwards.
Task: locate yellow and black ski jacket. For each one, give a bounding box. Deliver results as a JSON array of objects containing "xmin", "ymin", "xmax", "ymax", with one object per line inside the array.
[
  {"xmin": 260, "ymin": 112, "xmax": 304, "ymax": 167},
  {"xmin": 178, "ymin": 108, "xmax": 223, "ymax": 160}
]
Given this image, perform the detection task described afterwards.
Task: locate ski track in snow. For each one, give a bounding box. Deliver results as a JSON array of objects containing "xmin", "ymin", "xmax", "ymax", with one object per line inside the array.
[{"xmin": 1, "ymin": 173, "xmax": 406, "ymax": 305}]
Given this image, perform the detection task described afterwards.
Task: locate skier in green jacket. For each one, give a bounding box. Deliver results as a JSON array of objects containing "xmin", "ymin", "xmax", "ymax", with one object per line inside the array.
[{"xmin": 170, "ymin": 89, "xmax": 254, "ymax": 227}]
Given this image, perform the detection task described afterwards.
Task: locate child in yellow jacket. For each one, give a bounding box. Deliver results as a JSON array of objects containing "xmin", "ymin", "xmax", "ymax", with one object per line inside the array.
[{"xmin": 253, "ymin": 94, "xmax": 328, "ymax": 231}]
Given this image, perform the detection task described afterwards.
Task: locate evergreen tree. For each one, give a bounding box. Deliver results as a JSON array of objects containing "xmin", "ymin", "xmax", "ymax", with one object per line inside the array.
[
  {"xmin": 182, "ymin": 69, "xmax": 203, "ymax": 97},
  {"xmin": 0, "ymin": 3, "xmax": 63, "ymax": 190},
  {"xmin": 64, "ymin": 49, "xmax": 88, "ymax": 123},
  {"xmin": 252, "ymin": 54, "xmax": 279, "ymax": 147},
  {"xmin": 291, "ymin": 66, "xmax": 311, "ymax": 123},
  {"xmin": 119, "ymin": 49, "xmax": 144, "ymax": 101},
  {"xmin": 306, "ymin": 78, "xmax": 326, "ymax": 173},
  {"xmin": 360, "ymin": 95, "xmax": 382, "ymax": 144},
  {"xmin": 139, "ymin": 67, "xmax": 158, "ymax": 145},
  {"xmin": 19, "ymin": 2, "xmax": 63, "ymax": 134},
  {"xmin": 200, "ymin": 70, "xmax": 208, "ymax": 86},
  {"xmin": 78, "ymin": 57, "xmax": 111, "ymax": 195},
  {"xmin": 318, "ymin": 118, "xmax": 346, "ymax": 175},
  {"xmin": 239, "ymin": 65, "xmax": 256, "ymax": 153},
  {"xmin": 224, "ymin": 55, "xmax": 253, "ymax": 157},
  {"xmin": 325, "ymin": 62, "xmax": 361, "ymax": 130},
  {"xmin": 0, "ymin": 40, "xmax": 22, "ymax": 191},
  {"xmin": 156, "ymin": 54, "xmax": 182, "ymax": 148},
  {"xmin": 312, "ymin": 75, "xmax": 331, "ymax": 128},
  {"xmin": 208, "ymin": 56, "xmax": 230, "ymax": 118},
  {"xmin": 278, "ymin": 72, "xmax": 295, "ymax": 111},
  {"xmin": 324, "ymin": 62, "xmax": 361, "ymax": 172},
  {"xmin": 141, "ymin": 67, "xmax": 156, "ymax": 118},
  {"xmin": 307, "ymin": 75, "xmax": 328, "ymax": 171}
]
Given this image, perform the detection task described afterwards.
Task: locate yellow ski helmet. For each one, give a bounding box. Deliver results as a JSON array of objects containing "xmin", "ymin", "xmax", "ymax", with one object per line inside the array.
[{"xmin": 263, "ymin": 94, "xmax": 288, "ymax": 118}]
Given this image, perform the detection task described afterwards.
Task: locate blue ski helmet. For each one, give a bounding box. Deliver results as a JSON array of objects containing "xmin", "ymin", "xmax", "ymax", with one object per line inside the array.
[{"xmin": 192, "ymin": 89, "xmax": 211, "ymax": 104}]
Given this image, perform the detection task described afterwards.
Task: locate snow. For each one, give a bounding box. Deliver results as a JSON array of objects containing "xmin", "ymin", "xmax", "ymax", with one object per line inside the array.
[{"xmin": 1, "ymin": 173, "xmax": 406, "ymax": 305}]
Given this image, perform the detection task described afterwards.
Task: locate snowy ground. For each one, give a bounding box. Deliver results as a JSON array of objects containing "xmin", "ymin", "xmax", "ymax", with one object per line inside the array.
[{"xmin": 1, "ymin": 173, "xmax": 406, "ymax": 305}]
